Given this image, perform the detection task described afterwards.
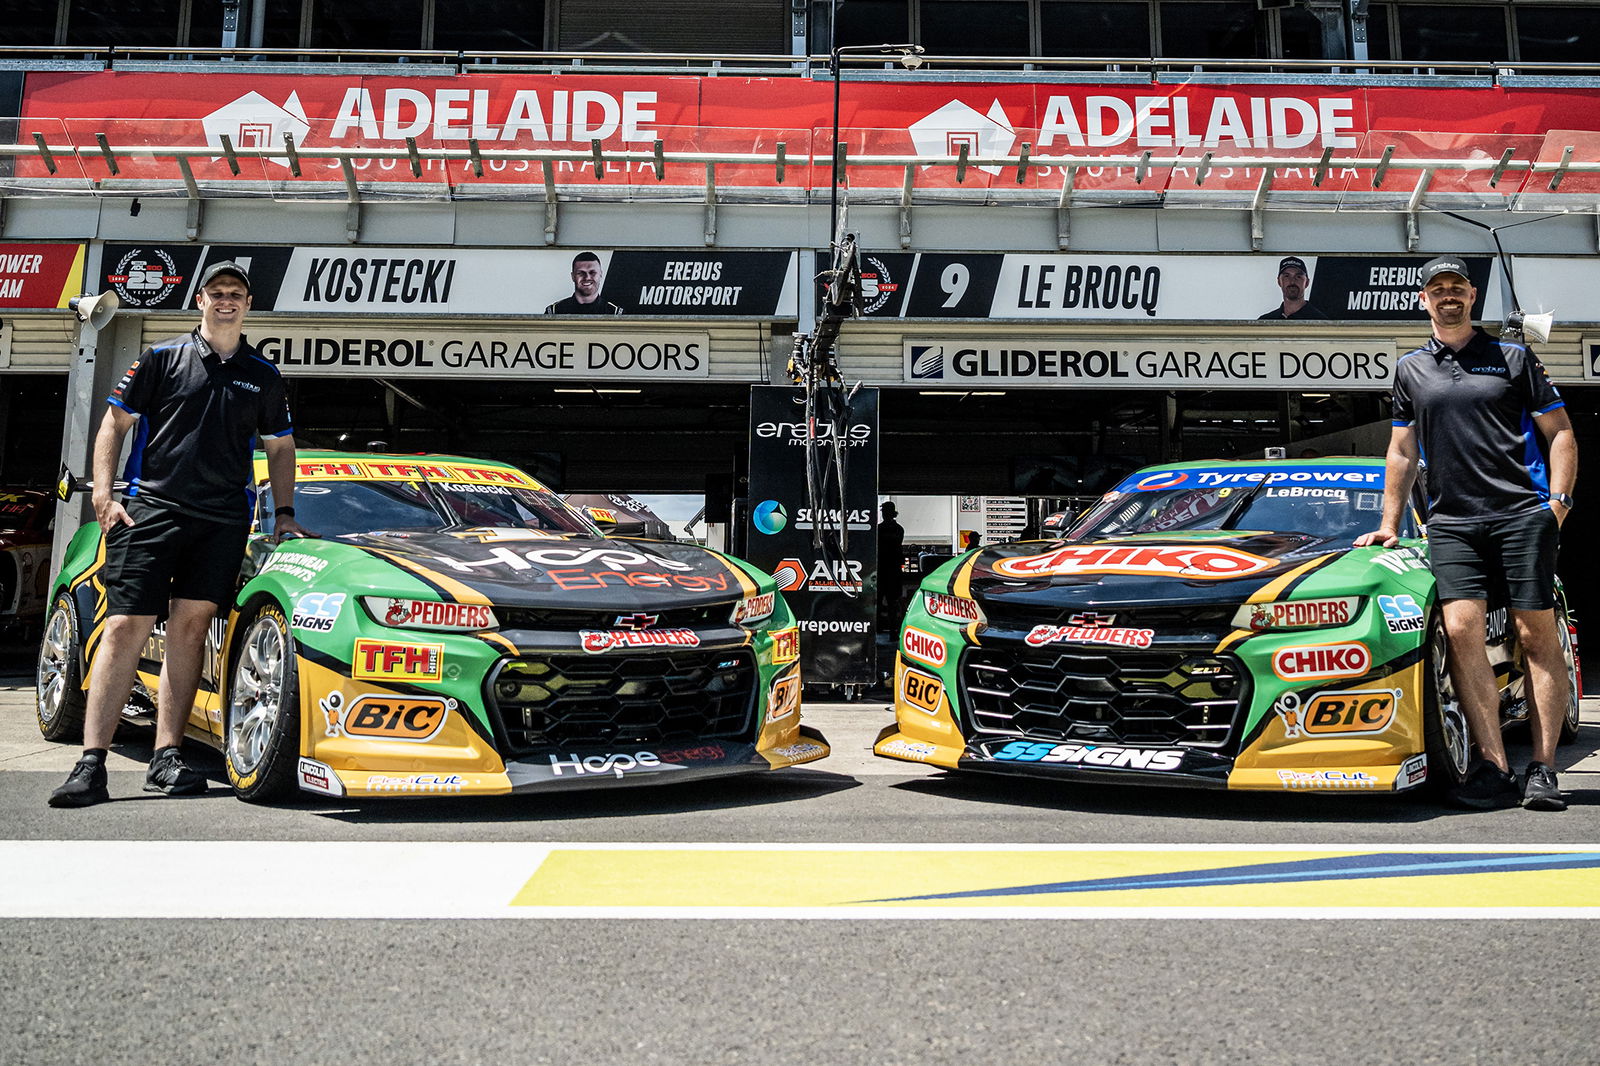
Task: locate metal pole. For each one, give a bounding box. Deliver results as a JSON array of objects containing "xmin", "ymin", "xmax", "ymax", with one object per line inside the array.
[{"xmin": 829, "ymin": 0, "xmax": 841, "ymax": 247}]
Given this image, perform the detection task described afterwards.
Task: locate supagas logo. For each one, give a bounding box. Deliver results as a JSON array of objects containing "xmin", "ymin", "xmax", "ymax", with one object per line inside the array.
[
  {"xmin": 753, "ymin": 499, "xmax": 788, "ymax": 534},
  {"xmin": 993, "ymin": 544, "xmax": 1274, "ymax": 580}
]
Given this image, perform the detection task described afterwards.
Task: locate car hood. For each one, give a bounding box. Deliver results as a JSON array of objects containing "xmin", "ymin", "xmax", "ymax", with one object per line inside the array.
[
  {"xmin": 326, "ymin": 529, "xmax": 756, "ymax": 609},
  {"xmin": 964, "ymin": 531, "xmax": 1356, "ymax": 611}
]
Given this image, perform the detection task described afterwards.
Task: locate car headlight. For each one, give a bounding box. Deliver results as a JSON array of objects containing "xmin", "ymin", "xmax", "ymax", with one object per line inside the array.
[
  {"xmin": 731, "ymin": 591, "xmax": 776, "ymax": 627},
  {"xmin": 363, "ymin": 596, "xmax": 497, "ymax": 631},
  {"xmin": 923, "ymin": 590, "xmax": 986, "ymax": 626},
  {"xmin": 1231, "ymin": 595, "xmax": 1363, "ymax": 632}
]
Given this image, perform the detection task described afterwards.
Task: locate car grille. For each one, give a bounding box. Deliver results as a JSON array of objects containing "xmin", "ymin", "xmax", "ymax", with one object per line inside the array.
[
  {"xmin": 979, "ymin": 602, "xmax": 1237, "ymax": 637},
  {"xmin": 959, "ymin": 644, "xmax": 1249, "ymax": 750},
  {"xmin": 485, "ymin": 648, "xmax": 757, "ymax": 755}
]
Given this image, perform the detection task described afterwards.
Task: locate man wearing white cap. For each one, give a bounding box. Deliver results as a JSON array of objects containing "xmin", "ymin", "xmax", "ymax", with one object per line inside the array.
[{"xmin": 1356, "ymin": 255, "xmax": 1577, "ymax": 810}]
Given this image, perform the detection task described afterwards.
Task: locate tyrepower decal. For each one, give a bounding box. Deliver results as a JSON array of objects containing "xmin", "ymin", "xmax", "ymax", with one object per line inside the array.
[
  {"xmin": 318, "ymin": 691, "xmax": 452, "ymax": 742},
  {"xmin": 351, "ymin": 639, "xmax": 445, "ymax": 682},
  {"xmin": 580, "ymin": 629, "xmax": 701, "ymax": 653},
  {"xmin": 1271, "ymin": 641, "xmax": 1370, "ymax": 681},
  {"xmin": 1024, "ymin": 623, "xmax": 1154, "ymax": 648},
  {"xmin": 992, "ymin": 543, "xmax": 1274, "ymax": 580},
  {"xmin": 899, "ymin": 668, "xmax": 945, "ymax": 715},
  {"xmin": 902, "ymin": 626, "xmax": 947, "ymax": 668},
  {"xmin": 1272, "ymin": 689, "xmax": 1397, "ymax": 738},
  {"xmin": 993, "ymin": 740, "xmax": 1184, "ymax": 770}
]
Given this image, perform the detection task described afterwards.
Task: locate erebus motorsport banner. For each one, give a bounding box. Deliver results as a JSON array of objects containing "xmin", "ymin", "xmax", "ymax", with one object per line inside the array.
[
  {"xmin": 100, "ymin": 244, "xmax": 797, "ymax": 316},
  {"xmin": 22, "ymin": 72, "xmax": 1600, "ymax": 196},
  {"xmin": 857, "ymin": 252, "xmax": 1496, "ymax": 322},
  {"xmin": 745, "ymin": 386, "xmax": 879, "ymax": 687}
]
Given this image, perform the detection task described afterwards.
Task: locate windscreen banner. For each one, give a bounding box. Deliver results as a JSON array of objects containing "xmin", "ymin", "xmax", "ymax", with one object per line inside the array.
[{"xmin": 745, "ymin": 385, "xmax": 880, "ymax": 688}]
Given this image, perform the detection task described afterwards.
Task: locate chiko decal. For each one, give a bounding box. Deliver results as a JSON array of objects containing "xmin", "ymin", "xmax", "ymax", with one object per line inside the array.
[
  {"xmin": 1272, "ymin": 641, "xmax": 1370, "ymax": 680},
  {"xmin": 903, "ymin": 626, "xmax": 947, "ymax": 668},
  {"xmin": 993, "ymin": 544, "xmax": 1274, "ymax": 580}
]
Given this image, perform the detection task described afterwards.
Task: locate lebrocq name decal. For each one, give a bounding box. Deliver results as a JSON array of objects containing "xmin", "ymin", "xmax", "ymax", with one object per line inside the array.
[
  {"xmin": 257, "ymin": 330, "xmax": 711, "ymax": 378},
  {"xmin": 905, "ymin": 340, "xmax": 1395, "ymax": 389}
]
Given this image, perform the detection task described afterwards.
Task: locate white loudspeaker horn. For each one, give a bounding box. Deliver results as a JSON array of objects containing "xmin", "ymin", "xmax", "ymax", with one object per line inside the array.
[
  {"xmin": 1520, "ymin": 311, "xmax": 1555, "ymax": 345},
  {"xmin": 69, "ymin": 290, "xmax": 120, "ymax": 330}
]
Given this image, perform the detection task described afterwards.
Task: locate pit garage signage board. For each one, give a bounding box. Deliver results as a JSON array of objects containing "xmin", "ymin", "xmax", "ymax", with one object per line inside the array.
[
  {"xmin": 252, "ymin": 327, "xmax": 711, "ymax": 379},
  {"xmin": 858, "ymin": 252, "xmax": 1497, "ymax": 322},
  {"xmin": 0, "ymin": 243, "xmax": 85, "ymax": 309},
  {"xmin": 745, "ymin": 385, "xmax": 880, "ymax": 688},
  {"xmin": 100, "ymin": 244, "xmax": 797, "ymax": 317},
  {"xmin": 905, "ymin": 339, "xmax": 1397, "ymax": 389}
]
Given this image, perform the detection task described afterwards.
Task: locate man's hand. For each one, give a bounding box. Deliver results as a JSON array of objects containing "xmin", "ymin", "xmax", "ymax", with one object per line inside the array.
[
  {"xmin": 1353, "ymin": 527, "xmax": 1399, "ymax": 549},
  {"xmin": 272, "ymin": 514, "xmax": 319, "ymax": 541},
  {"xmin": 93, "ymin": 491, "xmax": 135, "ymax": 533}
]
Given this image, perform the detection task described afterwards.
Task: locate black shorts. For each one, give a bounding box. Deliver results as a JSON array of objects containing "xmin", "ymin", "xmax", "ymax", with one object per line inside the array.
[
  {"xmin": 103, "ymin": 498, "xmax": 249, "ymax": 616},
  {"xmin": 1427, "ymin": 507, "xmax": 1559, "ymax": 610}
]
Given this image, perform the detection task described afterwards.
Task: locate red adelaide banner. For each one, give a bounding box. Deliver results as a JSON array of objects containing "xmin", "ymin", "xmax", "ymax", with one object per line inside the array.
[{"xmin": 18, "ymin": 72, "xmax": 1600, "ymax": 193}]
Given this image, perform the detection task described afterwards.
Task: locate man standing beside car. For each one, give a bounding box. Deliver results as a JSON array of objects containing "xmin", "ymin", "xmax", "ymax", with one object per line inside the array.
[
  {"xmin": 49, "ymin": 261, "xmax": 312, "ymax": 808},
  {"xmin": 1355, "ymin": 255, "xmax": 1577, "ymax": 811}
]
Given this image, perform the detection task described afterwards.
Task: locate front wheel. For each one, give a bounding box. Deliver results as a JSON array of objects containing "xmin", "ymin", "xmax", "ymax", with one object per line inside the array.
[
  {"xmin": 36, "ymin": 594, "xmax": 86, "ymax": 742},
  {"xmin": 1422, "ymin": 615, "xmax": 1471, "ymax": 794},
  {"xmin": 1557, "ymin": 604, "xmax": 1581, "ymax": 744},
  {"xmin": 225, "ymin": 603, "xmax": 301, "ymax": 804}
]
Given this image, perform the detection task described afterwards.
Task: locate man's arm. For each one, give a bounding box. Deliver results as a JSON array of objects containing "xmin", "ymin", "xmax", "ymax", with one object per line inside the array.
[
  {"xmin": 261, "ymin": 434, "xmax": 315, "ymax": 538},
  {"xmin": 91, "ymin": 405, "xmax": 139, "ymax": 531},
  {"xmin": 1535, "ymin": 407, "xmax": 1577, "ymax": 527},
  {"xmin": 1353, "ymin": 425, "xmax": 1420, "ymax": 548}
]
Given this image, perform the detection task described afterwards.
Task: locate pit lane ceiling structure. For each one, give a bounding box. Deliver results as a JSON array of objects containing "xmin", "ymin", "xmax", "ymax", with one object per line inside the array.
[{"xmin": 1, "ymin": 57, "xmax": 1599, "ymax": 508}]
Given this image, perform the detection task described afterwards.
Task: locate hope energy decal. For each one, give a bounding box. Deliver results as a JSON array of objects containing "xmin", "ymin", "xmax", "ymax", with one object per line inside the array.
[{"xmin": 993, "ymin": 544, "xmax": 1275, "ymax": 581}]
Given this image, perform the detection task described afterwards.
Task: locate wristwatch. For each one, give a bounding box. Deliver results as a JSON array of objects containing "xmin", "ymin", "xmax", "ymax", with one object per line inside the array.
[
  {"xmin": 1551, "ymin": 493, "xmax": 1574, "ymax": 510},
  {"xmin": 274, "ymin": 506, "xmax": 296, "ymax": 518}
]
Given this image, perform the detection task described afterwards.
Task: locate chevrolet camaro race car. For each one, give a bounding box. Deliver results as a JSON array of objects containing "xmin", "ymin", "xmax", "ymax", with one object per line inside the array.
[
  {"xmin": 35, "ymin": 451, "xmax": 824, "ymax": 802},
  {"xmin": 0, "ymin": 488, "xmax": 53, "ymax": 637},
  {"xmin": 875, "ymin": 458, "xmax": 1580, "ymax": 796}
]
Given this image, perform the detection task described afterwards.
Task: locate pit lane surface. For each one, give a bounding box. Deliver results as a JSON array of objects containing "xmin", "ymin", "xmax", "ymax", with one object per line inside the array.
[{"xmin": 3, "ymin": 646, "xmax": 1599, "ymax": 1065}]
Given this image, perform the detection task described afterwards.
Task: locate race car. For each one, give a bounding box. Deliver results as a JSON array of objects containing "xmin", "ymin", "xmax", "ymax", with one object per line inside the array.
[
  {"xmin": 875, "ymin": 457, "xmax": 1580, "ymax": 796},
  {"xmin": 35, "ymin": 451, "xmax": 823, "ymax": 802},
  {"xmin": 0, "ymin": 488, "xmax": 54, "ymax": 637}
]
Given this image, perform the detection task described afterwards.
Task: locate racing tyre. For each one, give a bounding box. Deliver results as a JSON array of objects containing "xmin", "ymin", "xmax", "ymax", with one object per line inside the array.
[
  {"xmin": 1422, "ymin": 614, "xmax": 1471, "ymax": 794},
  {"xmin": 225, "ymin": 602, "xmax": 301, "ymax": 804},
  {"xmin": 35, "ymin": 595, "xmax": 86, "ymax": 742},
  {"xmin": 1557, "ymin": 604, "xmax": 1580, "ymax": 745}
]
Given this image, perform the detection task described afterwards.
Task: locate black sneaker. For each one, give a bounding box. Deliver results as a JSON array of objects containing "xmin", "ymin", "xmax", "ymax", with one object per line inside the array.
[
  {"xmin": 143, "ymin": 746, "xmax": 208, "ymax": 796},
  {"xmin": 1522, "ymin": 762, "xmax": 1568, "ymax": 812},
  {"xmin": 1450, "ymin": 760, "xmax": 1520, "ymax": 810},
  {"xmin": 49, "ymin": 751, "xmax": 110, "ymax": 808}
]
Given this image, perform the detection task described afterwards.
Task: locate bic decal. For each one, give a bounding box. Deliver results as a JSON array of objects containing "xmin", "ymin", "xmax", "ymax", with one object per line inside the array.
[
  {"xmin": 351, "ymin": 639, "xmax": 445, "ymax": 682},
  {"xmin": 903, "ymin": 627, "xmax": 947, "ymax": 668},
  {"xmin": 993, "ymin": 544, "xmax": 1274, "ymax": 581},
  {"xmin": 1271, "ymin": 641, "xmax": 1370, "ymax": 681},
  {"xmin": 319, "ymin": 691, "xmax": 453, "ymax": 742},
  {"xmin": 900, "ymin": 669, "xmax": 945, "ymax": 715},
  {"xmin": 1273, "ymin": 688, "xmax": 1397, "ymax": 738}
]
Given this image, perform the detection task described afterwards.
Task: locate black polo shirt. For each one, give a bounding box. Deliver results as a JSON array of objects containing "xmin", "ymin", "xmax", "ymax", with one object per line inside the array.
[
  {"xmin": 108, "ymin": 329, "xmax": 293, "ymax": 523},
  {"xmin": 544, "ymin": 295, "xmax": 624, "ymax": 315},
  {"xmin": 1391, "ymin": 327, "xmax": 1564, "ymax": 526}
]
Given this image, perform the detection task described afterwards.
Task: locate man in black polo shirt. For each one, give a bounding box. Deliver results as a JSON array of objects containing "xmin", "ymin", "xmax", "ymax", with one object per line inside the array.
[
  {"xmin": 544, "ymin": 251, "xmax": 625, "ymax": 315},
  {"xmin": 1356, "ymin": 255, "xmax": 1577, "ymax": 811},
  {"xmin": 1257, "ymin": 255, "xmax": 1328, "ymax": 320},
  {"xmin": 50, "ymin": 261, "xmax": 312, "ymax": 808}
]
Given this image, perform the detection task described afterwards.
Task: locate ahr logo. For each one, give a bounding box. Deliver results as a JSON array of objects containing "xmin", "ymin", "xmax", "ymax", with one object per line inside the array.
[
  {"xmin": 908, "ymin": 100, "xmax": 1017, "ymax": 177},
  {"xmin": 202, "ymin": 91, "xmax": 312, "ymax": 168}
]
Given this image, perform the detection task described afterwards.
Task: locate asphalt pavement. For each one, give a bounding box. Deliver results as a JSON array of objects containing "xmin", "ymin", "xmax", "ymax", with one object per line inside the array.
[{"xmin": 3, "ymin": 642, "xmax": 1599, "ymax": 1065}]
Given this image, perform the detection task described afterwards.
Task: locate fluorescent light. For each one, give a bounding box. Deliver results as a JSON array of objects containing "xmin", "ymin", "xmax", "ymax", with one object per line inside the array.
[{"xmin": 552, "ymin": 388, "xmax": 642, "ymax": 394}]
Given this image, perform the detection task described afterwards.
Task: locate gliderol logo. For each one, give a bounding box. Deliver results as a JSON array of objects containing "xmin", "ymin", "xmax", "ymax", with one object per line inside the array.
[
  {"xmin": 753, "ymin": 500, "xmax": 788, "ymax": 534},
  {"xmin": 909, "ymin": 346, "xmax": 946, "ymax": 380}
]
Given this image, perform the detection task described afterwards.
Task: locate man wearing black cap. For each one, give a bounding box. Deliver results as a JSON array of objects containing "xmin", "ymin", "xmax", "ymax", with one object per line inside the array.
[
  {"xmin": 49, "ymin": 260, "xmax": 313, "ymax": 808},
  {"xmin": 545, "ymin": 251, "xmax": 625, "ymax": 315},
  {"xmin": 1258, "ymin": 256, "xmax": 1328, "ymax": 320},
  {"xmin": 1356, "ymin": 255, "xmax": 1577, "ymax": 811}
]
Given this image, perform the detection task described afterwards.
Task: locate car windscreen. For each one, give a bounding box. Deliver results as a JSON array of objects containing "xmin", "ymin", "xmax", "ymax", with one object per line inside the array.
[
  {"xmin": 264, "ymin": 479, "xmax": 598, "ymax": 538},
  {"xmin": 1069, "ymin": 471, "xmax": 1411, "ymax": 540}
]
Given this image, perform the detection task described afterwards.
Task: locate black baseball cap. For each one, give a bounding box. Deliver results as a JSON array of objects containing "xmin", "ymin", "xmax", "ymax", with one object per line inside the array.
[
  {"xmin": 199, "ymin": 260, "xmax": 252, "ymax": 292},
  {"xmin": 1278, "ymin": 256, "xmax": 1308, "ymax": 274},
  {"xmin": 1420, "ymin": 255, "xmax": 1470, "ymax": 286}
]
